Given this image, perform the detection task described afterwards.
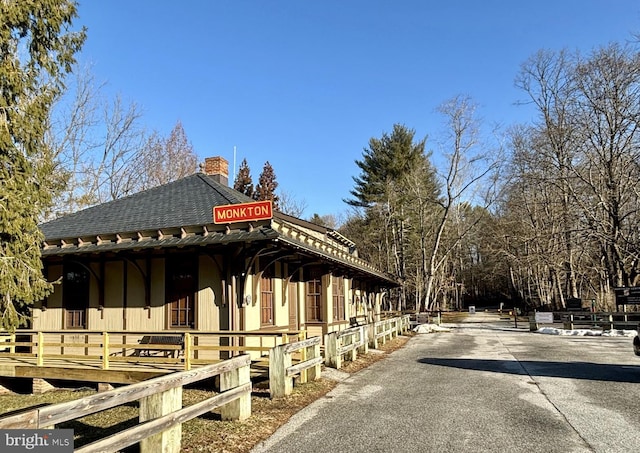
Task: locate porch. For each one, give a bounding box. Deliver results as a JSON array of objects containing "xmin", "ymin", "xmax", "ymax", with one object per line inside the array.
[{"xmin": 0, "ymin": 329, "xmax": 306, "ymax": 386}]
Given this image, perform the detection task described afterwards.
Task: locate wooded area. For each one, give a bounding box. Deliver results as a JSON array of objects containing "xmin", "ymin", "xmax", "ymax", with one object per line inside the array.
[
  {"xmin": 340, "ymin": 43, "xmax": 640, "ymax": 313},
  {"xmin": 3, "ymin": 2, "xmax": 640, "ymax": 331}
]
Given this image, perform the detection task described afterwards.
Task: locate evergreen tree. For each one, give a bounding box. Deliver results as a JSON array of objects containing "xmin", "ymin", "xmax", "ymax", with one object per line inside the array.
[
  {"xmin": 233, "ymin": 158, "xmax": 254, "ymax": 197},
  {"xmin": 345, "ymin": 124, "xmax": 435, "ymax": 310},
  {"xmin": 0, "ymin": 0, "xmax": 85, "ymax": 330},
  {"xmin": 255, "ymin": 161, "xmax": 279, "ymax": 208},
  {"xmin": 346, "ymin": 123, "xmax": 426, "ymax": 207}
]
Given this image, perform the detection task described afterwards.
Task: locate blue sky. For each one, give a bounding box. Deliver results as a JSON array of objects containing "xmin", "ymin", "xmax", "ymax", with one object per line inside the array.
[{"xmin": 74, "ymin": 1, "xmax": 640, "ymax": 218}]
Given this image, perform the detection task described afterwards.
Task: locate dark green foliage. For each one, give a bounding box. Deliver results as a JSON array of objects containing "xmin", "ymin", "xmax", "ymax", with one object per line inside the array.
[
  {"xmin": 346, "ymin": 124, "xmax": 426, "ymax": 207},
  {"xmin": 233, "ymin": 158, "xmax": 254, "ymax": 197},
  {"xmin": 0, "ymin": 0, "xmax": 85, "ymax": 330},
  {"xmin": 254, "ymin": 161, "xmax": 279, "ymax": 208}
]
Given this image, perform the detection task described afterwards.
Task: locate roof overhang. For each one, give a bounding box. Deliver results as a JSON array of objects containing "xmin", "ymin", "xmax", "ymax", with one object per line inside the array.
[{"xmin": 40, "ymin": 218, "xmax": 399, "ymax": 287}]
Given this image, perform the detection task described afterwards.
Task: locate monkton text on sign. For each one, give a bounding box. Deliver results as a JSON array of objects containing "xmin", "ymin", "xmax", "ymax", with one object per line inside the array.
[{"xmin": 213, "ymin": 200, "xmax": 273, "ymax": 224}]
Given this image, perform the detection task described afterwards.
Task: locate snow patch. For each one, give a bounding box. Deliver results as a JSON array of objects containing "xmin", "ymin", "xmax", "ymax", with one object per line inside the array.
[
  {"xmin": 536, "ymin": 327, "xmax": 637, "ymax": 337},
  {"xmin": 413, "ymin": 323, "xmax": 452, "ymax": 334}
]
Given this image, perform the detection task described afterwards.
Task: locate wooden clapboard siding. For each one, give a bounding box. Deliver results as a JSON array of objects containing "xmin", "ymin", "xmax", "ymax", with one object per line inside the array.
[{"xmin": 197, "ymin": 254, "xmax": 221, "ymax": 331}]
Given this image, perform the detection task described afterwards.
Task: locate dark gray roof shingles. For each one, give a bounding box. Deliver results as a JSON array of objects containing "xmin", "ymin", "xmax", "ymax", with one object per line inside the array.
[{"xmin": 40, "ymin": 174, "xmax": 254, "ymax": 240}]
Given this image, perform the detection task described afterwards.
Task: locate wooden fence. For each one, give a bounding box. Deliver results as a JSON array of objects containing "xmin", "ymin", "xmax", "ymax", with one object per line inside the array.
[
  {"xmin": 324, "ymin": 315, "xmax": 410, "ymax": 369},
  {"xmin": 529, "ymin": 311, "xmax": 640, "ymax": 331},
  {"xmin": 559, "ymin": 312, "xmax": 640, "ymax": 330},
  {"xmin": 369, "ymin": 317, "xmax": 398, "ymax": 349},
  {"xmin": 0, "ymin": 355, "xmax": 252, "ymax": 453},
  {"xmin": 0, "ymin": 329, "xmax": 306, "ymax": 371},
  {"xmin": 269, "ymin": 336, "xmax": 322, "ymax": 398},
  {"xmin": 324, "ymin": 325, "xmax": 368, "ymax": 369}
]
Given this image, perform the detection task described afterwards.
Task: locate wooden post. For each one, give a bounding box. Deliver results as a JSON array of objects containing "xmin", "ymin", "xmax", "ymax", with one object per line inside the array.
[
  {"xmin": 324, "ymin": 332, "xmax": 339, "ymax": 369},
  {"xmin": 32, "ymin": 378, "xmax": 55, "ymax": 395},
  {"xmin": 9, "ymin": 333, "xmax": 15, "ymax": 354},
  {"xmin": 269, "ymin": 344, "xmax": 292, "ymax": 398},
  {"xmin": 369, "ymin": 323, "xmax": 377, "ymax": 349},
  {"xmin": 184, "ymin": 332, "xmax": 192, "ymax": 370},
  {"xmin": 348, "ymin": 331, "xmax": 357, "ymax": 362},
  {"xmin": 359, "ymin": 326, "xmax": 369, "ymax": 355},
  {"xmin": 299, "ymin": 336, "xmax": 308, "ymax": 384},
  {"xmin": 139, "ymin": 386, "xmax": 183, "ymax": 453},
  {"xmin": 307, "ymin": 342, "xmax": 321, "ymax": 381},
  {"xmin": 102, "ymin": 332, "xmax": 110, "ymax": 370},
  {"xmin": 36, "ymin": 332, "xmax": 44, "ymax": 366},
  {"xmin": 219, "ymin": 359, "xmax": 251, "ymax": 419}
]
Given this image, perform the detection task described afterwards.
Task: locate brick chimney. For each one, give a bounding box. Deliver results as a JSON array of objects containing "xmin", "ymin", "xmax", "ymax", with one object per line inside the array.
[{"xmin": 203, "ymin": 156, "xmax": 229, "ymax": 186}]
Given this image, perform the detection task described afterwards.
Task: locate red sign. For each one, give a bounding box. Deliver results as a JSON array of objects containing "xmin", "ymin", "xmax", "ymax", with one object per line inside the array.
[{"xmin": 213, "ymin": 200, "xmax": 273, "ymax": 224}]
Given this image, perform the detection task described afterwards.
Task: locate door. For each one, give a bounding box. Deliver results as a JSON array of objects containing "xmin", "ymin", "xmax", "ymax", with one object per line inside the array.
[
  {"xmin": 63, "ymin": 262, "xmax": 90, "ymax": 329},
  {"xmin": 167, "ymin": 255, "xmax": 197, "ymax": 329},
  {"xmin": 288, "ymin": 280, "xmax": 298, "ymax": 330}
]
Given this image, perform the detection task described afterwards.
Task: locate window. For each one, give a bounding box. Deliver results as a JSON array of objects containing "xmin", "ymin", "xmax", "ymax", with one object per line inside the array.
[
  {"xmin": 63, "ymin": 262, "xmax": 90, "ymax": 329},
  {"xmin": 332, "ymin": 275, "xmax": 345, "ymax": 321},
  {"xmin": 261, "ymin": 270, "xmax": 274, "ymax": 326},
  {"xmin": 167, "ymin": 255, "xmax": 197, "ymax": 328},
  {"xmin": 306, "ymin": 269, "xmax": 323, "ymax": 322}
]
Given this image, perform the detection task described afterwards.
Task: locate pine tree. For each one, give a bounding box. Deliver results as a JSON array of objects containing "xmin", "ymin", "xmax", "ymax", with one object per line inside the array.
[
  {"xmin": 346, "ymin": 123, "xmax": 426, "ymax": 207},
  {"xmin": 233, "ymin": 158, "xmax": 254, "ymax": 197},
  {"xmin": 254, "ymin": 161, "xmax": 279, "ymax": 208},
  {"xmin": 0, "ymin": 0, "xmax": 85, "ymax": 330}
]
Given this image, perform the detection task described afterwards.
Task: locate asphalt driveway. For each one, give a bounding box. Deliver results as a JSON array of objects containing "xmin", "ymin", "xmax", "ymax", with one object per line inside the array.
[{"xmin": 251, "ymin": 316, "xmax": 640, "ymax": 453}]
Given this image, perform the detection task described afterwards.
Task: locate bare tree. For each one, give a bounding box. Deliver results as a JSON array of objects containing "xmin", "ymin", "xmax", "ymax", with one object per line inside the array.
[
  {"xmin": 135, "ymin": 121, "xmax": 198, "ymax": 191},
  {"xmin": 515, "ymin": 49, "xmax": 581, "ymax": 305},
  {"xmin": 45, "ymin": 68, "xmax": 146, "ymax": 217},
  {"xmin": 572, "ymin": 43, "xmax": 640, "ymax": 293},
  {"xmin": 278, "ymin": 190, "xmax": 307, "ymax": 217},
  {"xmin": 422, "ymin": 95, "xmax": 500, "ymax": 311}
]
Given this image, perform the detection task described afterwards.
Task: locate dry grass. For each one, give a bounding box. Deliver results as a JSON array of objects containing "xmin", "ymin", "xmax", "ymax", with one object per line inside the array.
[{"xmin": 0, "ymin": 333, "xmax": 413, "ymax": 453}]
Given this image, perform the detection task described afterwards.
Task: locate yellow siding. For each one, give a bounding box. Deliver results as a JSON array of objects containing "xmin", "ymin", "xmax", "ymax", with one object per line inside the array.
[
  {"xmin": 243, "ymin": 274, "xmax": 260, "ymax": 331},
  {"xmin": 126, "ymin": 257, "xmax": 164, "ymax": 331},
  {"xmin": 273, "ymin": 267, "xmax": 286, "ymax": 328},
  {"xmin": 191, "ymin": 334, "xmax": 221, "ymax": 361},
  {"xmin": 33, "ymin": 265, "xmax": 64, "ymax": 330},
  {"xmin": 197, "ymin": 255, "xmax": 221, "ymax": 331},
  {"xmin": 89, "ymin": 261, "xmax": 124, "ymax": 331},
  {"xmin": 326, "ymin": 275, "xmax": 333, "ymax": 322},
  {"xmin": 306, "ymin": 324, "xmax": 324, "ymax": 339}
]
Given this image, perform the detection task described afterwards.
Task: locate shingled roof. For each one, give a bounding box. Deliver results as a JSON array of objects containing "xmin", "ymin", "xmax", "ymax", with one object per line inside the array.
[
  {"xmin": 39, "ymin": 171, "xmax": 399, "ymax": 286},
  {"xmin": 39, "ymin": 173, "xmax": 252, "ymax": 240}
]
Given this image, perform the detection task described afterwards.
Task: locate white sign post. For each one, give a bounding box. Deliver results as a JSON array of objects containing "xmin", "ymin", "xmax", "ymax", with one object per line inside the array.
[{"xmin": 535, "ymin": 312, "xmax": 553, "ymax": 324}]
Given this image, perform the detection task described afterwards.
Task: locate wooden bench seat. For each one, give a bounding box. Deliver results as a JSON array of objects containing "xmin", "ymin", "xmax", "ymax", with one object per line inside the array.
[
  {"xmin": 131, "ymin": 335, "xmax": 184, "ymax": 358},
  {"xmin": 349, "ymin": 316, "xmax": 367, "ymax": 327}
]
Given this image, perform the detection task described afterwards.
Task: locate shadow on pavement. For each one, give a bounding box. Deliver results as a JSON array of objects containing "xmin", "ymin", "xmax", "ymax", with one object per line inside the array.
[{"xmin": 418, "ymin": 357, "xmax": 640, "ymax": 383}]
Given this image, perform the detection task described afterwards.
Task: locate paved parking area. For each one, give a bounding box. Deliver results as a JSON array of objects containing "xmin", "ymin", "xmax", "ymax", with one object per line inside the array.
[{"xmin": 252, "ymin": 317, "xmax": 640, "ymax": 453}]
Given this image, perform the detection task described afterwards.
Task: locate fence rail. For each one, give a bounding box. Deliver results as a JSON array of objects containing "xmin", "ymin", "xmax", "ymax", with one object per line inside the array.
[
  {"xmin": 529, "ymin": 311, "xmax": 640, "ymax": 331},
  {"xmin": 269, "ymin": 336, "xmax": 322, "ymax": 398},
  {"xmin": 0, "ymin": 329, "xmax": 306, "ymax": 371},
  {"xmin": 0, "ymin": 355, "xmax": 252, "ymax": 453},
  {"xmin": 324, "ymin": 315, "xmax": 410, "ymax": 370},
  {"xmin": 325, "ymin": 325, "xmax": 368, "ymax": 369}
]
